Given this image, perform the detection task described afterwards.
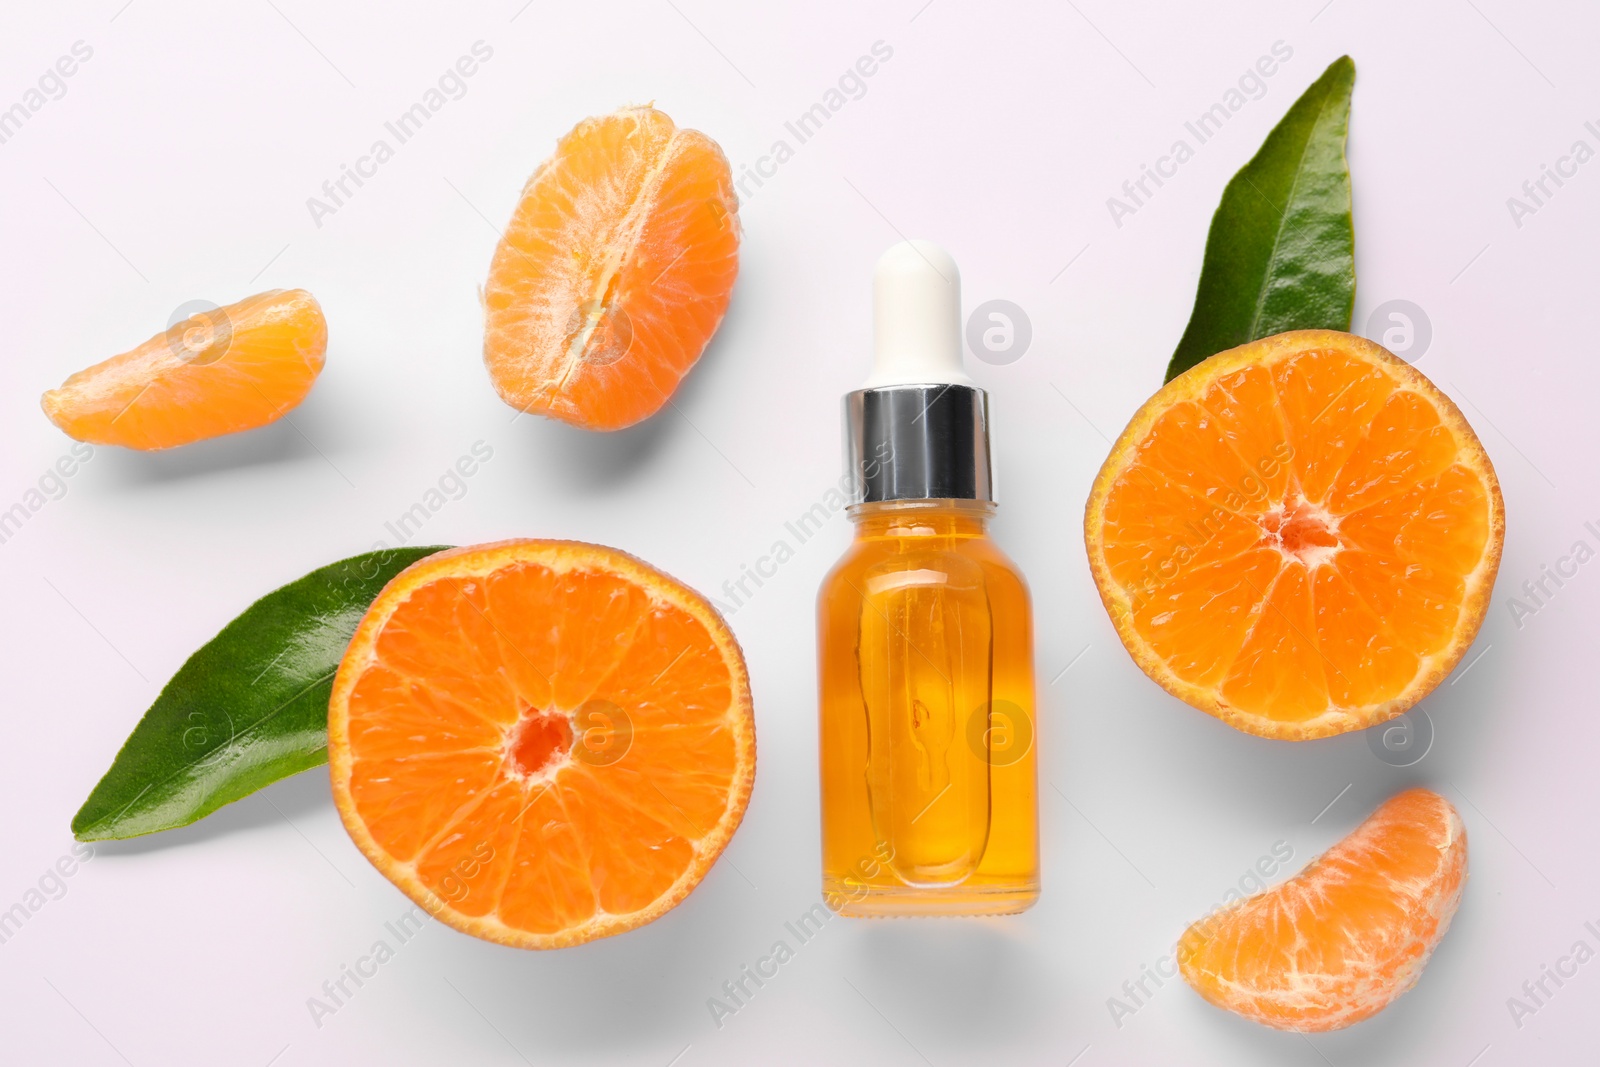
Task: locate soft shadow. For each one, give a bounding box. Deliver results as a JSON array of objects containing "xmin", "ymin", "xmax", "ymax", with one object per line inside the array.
[
  {"xmin": 846, "ymin": 921, "xmax": 1047, "ymax": 1048},
  {"xmin": 424, "ymin": 875, "xmax": 749, "ymax": 1057},
  {"xmin": 502, "ymin": 276, "xmax": 751, "ymax": 492},
  {"xmin": 512, "ymin": 409, "xmax": 677, "ymax": 492},
  {"xmin": 92, "ymin": 417, "xmax": 321, "ymax": 486},
  {"xmin": 89, "ymin": 386, "xmax": 355, "ymax": 487},
  {"xmin": 91, "ymin": 769, "xmax": 332, "ymax": 856},
  {"xmin": 1410, "ymin": 629, "xmax": 1511, "ymax": 777}
]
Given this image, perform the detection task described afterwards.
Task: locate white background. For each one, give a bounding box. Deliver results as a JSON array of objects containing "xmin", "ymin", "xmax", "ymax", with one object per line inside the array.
[{"xmin": 3, "ymin": 2, "xmax": 1598, "ymax": 1064}]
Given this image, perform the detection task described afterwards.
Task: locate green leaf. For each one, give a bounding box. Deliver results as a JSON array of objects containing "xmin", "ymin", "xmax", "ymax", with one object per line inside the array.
[
  {"xmin": 1166, "ymin": 55, "xmax": 1357, "ymax": 382},
  {"xmin": 72, "ymin": 546, "xmax": 448, "ymax": 841}
]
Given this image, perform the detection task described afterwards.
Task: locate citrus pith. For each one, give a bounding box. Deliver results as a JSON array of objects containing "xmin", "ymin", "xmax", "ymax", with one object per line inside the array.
[
  {"xmin": 41, "ymin": 289, "xmax": 326, "ymax": 450},
  {"xmin": 1178, "ymin": 787, "xmax": 1467, "ymax": 1031},
  {"xmin": 482, "ymin": 106, "xmax": 740, "ymax": 430},
  {"xmin": 328, "ymin": 540, "xmax": 755, "ymax": 948},
  {"xmin": 1085, "ymin": 330, "xmax": 1503, "ymax": 739}
]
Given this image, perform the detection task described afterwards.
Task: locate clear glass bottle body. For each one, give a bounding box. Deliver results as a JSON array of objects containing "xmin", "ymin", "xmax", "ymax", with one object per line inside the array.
[{"xmin": 818, "ymin": 499, "xmax": 1039, "ymax": 916}]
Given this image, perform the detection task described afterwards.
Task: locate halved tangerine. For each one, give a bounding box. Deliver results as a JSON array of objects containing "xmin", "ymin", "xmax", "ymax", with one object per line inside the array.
[
  {"xmin": 328, "ymin": 540, "xmax": 755, "ymax": 948},
  {"xmin": 41, "ymin": 289, "xmax": 326, "ymax": 450},
  {"xmin": 482, "ymin": 106, "xmax": 740, "ymax": 431},
  {"xmin": 1178, "ymin": 787, "xmax": 1467, "ymax": 1031},
  {"xmin": 1085, "ymin": 330, "xmax": 1504, "ymax": 739}
]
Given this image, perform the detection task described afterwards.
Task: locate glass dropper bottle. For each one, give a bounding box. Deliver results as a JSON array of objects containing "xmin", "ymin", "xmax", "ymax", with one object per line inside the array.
[{"xmin": 817, "ymin": 240, "xmax": 1039, "ymax": 916}]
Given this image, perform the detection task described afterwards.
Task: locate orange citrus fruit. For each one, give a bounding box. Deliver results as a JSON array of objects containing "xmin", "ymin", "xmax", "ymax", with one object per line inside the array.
[
  {"xmin": 482, "ymin": 105, "xmax": 740, "ymax": 431},
  {"xmin": 41, "ymin": 289, "xmax": 326, "ymax": 450},
  {"xmin": 1178, "ymin": 787, "xmax": 1467, "ymax": 1031},
  {"xmin": 1085, "ymin": 330, "xmax": 1504, "ymax": 739},
  {"xmin": 328, "ymin": 539, "xmax": 755, "ymax": 949}
]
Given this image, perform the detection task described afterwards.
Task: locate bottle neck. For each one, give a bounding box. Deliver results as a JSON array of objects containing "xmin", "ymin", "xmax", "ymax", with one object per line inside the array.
[
  {"xmin": 847, "ymin": 498, "xmax": 994, "ymax": 540},
  {"xmin": 844, "ymin": 385, "xmax": 993, "ymax": 505}
]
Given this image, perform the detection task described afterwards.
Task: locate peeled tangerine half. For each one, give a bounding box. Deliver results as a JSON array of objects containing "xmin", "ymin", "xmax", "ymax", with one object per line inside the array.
[
  {"xmin": 328, "ymin": 540, "xmax": 756, "ymax": 949},
  {"xmin": 1179, "ymin": 788, "xmax": 1467, "ymax": 1031},
  {"xmin": 41, "ymin": 289, "xmax": 327, "ymax": 450},
  {"xmin": 482, "ymin": 106, "xmax": 740, "ymax": 431},
  {"xmin": 1085, "ymin": 330, "xmax": 1504, "ymax": 740}
]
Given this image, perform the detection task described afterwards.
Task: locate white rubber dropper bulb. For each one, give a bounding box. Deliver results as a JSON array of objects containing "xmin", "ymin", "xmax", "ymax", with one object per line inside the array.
[{"xmin": 864, "ymin": 240, "xmax": 972, "ymax": 388}]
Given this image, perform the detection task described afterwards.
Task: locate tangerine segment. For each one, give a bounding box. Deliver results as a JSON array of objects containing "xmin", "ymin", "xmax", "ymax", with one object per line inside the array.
[
  {"xmin": 41, "ymin": 289, "xmax": 326, "ymax": 450},
  {"xmin": 1085, "ymin": 331, "xmax": 1504, "ymax": 740},
  {"xmin": 1178, "ymin": 788, "xmax": 1467, "ymax": 1031},
  {"xmin": 328, "ymin": 540, "xmax": 755, "ymax": 949},
  {"xmin": 483, "ymin": 106, "xmax": 740, "ymax": 431}
]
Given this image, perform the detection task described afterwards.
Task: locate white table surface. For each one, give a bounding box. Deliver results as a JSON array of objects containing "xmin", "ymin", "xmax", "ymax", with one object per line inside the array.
[{"xmin": 3, "ymin": 2, "xmax": 1597, "ymax": 1064}]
